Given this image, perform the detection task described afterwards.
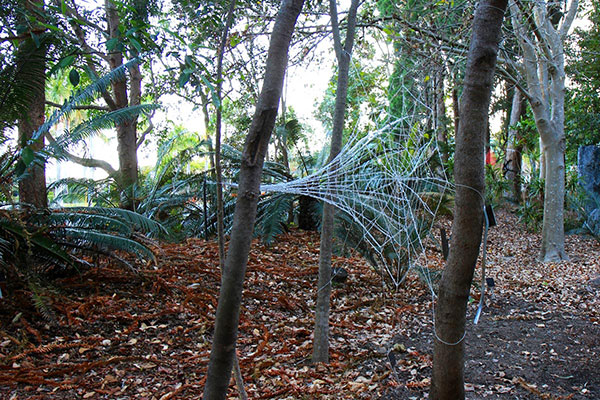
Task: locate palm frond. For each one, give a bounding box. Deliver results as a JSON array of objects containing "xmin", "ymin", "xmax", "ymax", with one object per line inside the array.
[
  {"xmin": 255, "ymin": 193, "xmax": 293, "ymax": 245},
  {"xmin": 64, "ymin": 207, "xmax": 168, "ymax": 238},
  {"xmin": 57, "ymin": 228, "xmax": 155, "ymax": 262},
  {"xmin": 43, "ymin": 212, "xmax": 133, "ymax": 236},
  {"xmin": 32, "ymin": 57, "xmax": 143, "ymax": 142},
  {"xmin": 48, "ymin": 178, "xmax": 117, "ymax": 207},
  {"xmin": 0, "ymin": 216, "xmax": 74, "ymax": 267},
  {"xmin": 51, "ymin": 104, "xmax": 160, "ymax": 151}
]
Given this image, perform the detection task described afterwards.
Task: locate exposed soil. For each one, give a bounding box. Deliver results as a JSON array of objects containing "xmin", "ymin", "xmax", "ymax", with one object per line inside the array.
[{"xmin": 1, "ymin": 210, "xmax": 598, "ymax": 399}]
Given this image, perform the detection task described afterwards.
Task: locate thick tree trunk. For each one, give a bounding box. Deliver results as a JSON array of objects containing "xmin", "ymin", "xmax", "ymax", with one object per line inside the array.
[
  {"xmin": 202, "ymin": 1, "xmax": 304, "ymax": 398},
  {"xmin": 17, "ymin": 0, "xmax": 47, "ymax": 209},
  {"xmin": 537, "ymin": 118, "xmax": 568, "ymax": 261},
  {"xmin": 509, "ymin": 0, "xmax": 577, "ymax": 262},
  {"xmin": 313, "ymin": 0, "xmax": 360, "ymax": 364},
  {"xmin": 106, "ymin": 0, "xmax": 139, "ymax": 209},
  {"xmin": 430, "ymin": 1, "xmax": 507, "ymax": 399},
  {"xmin": 505, "ymin": 89, "xmax": 526, "ymax": 202}
]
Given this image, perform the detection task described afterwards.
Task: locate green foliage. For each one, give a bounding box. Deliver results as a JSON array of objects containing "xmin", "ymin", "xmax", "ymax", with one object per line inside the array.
[
  {"xmin": 565, "ymin": 0, "xmax": 600, "ymax": 164},
  {"xmin": 0, "ymin": 205, "xmax": 163, "ymax": 290},
  {"xmin": 515, "ymin": 176, "xmax": 544, "ymax": 232},
  {"xmin": 485, "ymin": 164, "xmax": 509, "ymax": 207},
  {"xmin": 516, "ymin": 199, "xmax": 543, "ymax": 232},
  {"xmin": 316, "ymin": 55, "xmax": 386, "ymax": 140},
  {"xmin": 255, "ymin": 193, "xmax": 294, "ymax": 246}
]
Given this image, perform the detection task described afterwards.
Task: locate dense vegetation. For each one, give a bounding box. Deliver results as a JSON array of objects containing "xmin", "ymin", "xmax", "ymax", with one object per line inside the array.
[{"xmin": 1, "ymin": 0, "xmax": 598, "ymax": 399}]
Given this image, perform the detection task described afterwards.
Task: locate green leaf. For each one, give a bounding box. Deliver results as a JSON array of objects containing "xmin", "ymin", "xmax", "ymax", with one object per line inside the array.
[
  {"xmin": 51, "ymin": 54, "xmax": 76, "ymax": 77},
  {"xmin": 39, "ymin": 22, "xmax": 61, "ymax": 32},
  {"xmin": 15, "ymin": 24, "xmax": 28, "ymax": 35},
  {"xmin": 130, "ymin": 38, "xmax": 142, "ymax": 54},
  {"xmin": 106, "ymin": 37, "xmax": 120, "ymax": 51},
  {"xmin": 21, "ymin": 147, "xmax": 35, "ymax": 166},
  {"xmin": 69, "ymin": 68, "xmax": 80, "ymax": 87},
  {"xmin": 60, "ymin": 55, "xmax": 76, "ymax": 67},
  {"xmin": 31, "ymin": 32, "xmax": 41, "ymax": 48},
  {"xmin": 178, "ymin": 71, "xmax": 191, "ymax": 88}
]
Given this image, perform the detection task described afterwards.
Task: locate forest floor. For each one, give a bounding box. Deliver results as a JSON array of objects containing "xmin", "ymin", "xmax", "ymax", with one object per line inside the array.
[{"xmin": 0, "ymin": 210, "xmax": 599, "ymax": 399}]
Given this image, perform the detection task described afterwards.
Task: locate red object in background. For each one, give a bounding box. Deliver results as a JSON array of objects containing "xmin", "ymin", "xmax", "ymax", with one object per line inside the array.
[{"xmin": 486, "ymin": 149, "xmax": 497, "ymax": 166}]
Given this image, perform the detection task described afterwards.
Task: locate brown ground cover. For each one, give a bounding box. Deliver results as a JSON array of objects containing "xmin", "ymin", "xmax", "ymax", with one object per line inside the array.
[{"xmin": 0, "ymin": 210, "xmax": 598, "ymax": 399}]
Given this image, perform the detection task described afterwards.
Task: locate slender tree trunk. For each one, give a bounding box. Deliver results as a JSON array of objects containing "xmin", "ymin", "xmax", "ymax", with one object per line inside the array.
[
  {"xmin": 435, "ymin": 66, "xmax": 448, "ymax": 164},
  {"xmin": 212, "ymin": 2, "xmax": 247, "ymax": 399},
  {"xmin": 505, "ymin": 88, "xmax": 525, "ymax": 202},
  {"xmin": 430, "ymin": 1, "xmax": 507, "ymax": 399},
  {"xmin": 313, "ymin": 0, "xmax": 360, "ymax": 364},
  {"xmin": 203, "ymin": 1, "xmax": 304, "ymax": 398},
  {"xmin": 534, "ymin": 109, "xmax": 568, "ymax": 261},
  {"xmin": 17, "ymin": 0, "xmax": 47, "ymax": 209},
  {"xmin": 199, "ymin": 90, "xmax": 216, "ymax": 172},
  {"xmin": 215, "ymin": 0, "xmax": 237, "ymax": 270},
  {"xmin": 452, "ymin": 86, "xmax": 460, "ymax": 137}
]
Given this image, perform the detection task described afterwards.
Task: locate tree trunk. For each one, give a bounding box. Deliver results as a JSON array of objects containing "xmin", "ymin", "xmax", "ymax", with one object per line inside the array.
[
  {"xmin": 215, "ymin": 0, "xmax": 237, "ymax": 272},
  {"xmin": 505, "ymin": 88, "xmax": 525, "ymax": 202},
  {"xmin": 17, "ymin": 0, "xmax": 47, "ymax": 209},
  {"xmin": 106, "ymin": 0, "xmax": 139, "ymax": 209},
  {"xmin": 313, "ymin": 0, "xmax": 360, "ymax": 364},
  {"xmin": 435, "ymin": 66, "xmax": 448, "ymax": 164},
  {"xmin": 202, "ymin": 1, "xmax": 304, "ymax": 398},
  {"xmin": 213, "ymin": 2, "xmax": 247, "ymax": 399},
  {"xmin": 452, "ymin": 86, "xmax": 460, "ymax": 137},
  {"xmin": 537, "ymin": 118, "xmax": 568, "ymax": 261},
  {"xmin": 430, "ymin": 1, "xmax": 507, "ymax": 399},
  {"xmin": 509, "ymin": 0, "xmax": 577, "ymax": 261}
]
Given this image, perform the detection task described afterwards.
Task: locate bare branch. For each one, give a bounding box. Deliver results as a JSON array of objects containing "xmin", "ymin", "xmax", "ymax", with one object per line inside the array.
[
  {"xmin": 136, "ymin": 116, "xmax": 154, "ymax": 149},
  {"xmin": 559, "ymin": 0, "xmax": 579, "ymax": 38},
  {"xmin": 46, "ymin": 101, "xmax": 110, "ymax": 111},
  {"xmin": 45, "ymin": 132, "xmax": 118, "ymax": 177}
]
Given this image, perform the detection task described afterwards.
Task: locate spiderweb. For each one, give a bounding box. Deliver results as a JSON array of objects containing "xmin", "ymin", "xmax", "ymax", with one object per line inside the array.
[{"xmin": 261, "ymin": 118, "xmax": 453, "ymax": 290}]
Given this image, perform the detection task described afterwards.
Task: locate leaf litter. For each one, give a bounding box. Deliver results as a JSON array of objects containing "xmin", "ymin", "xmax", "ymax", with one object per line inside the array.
[{"xmin": 0, "ymin": 210, "xmax": 598, "ymax": 399}]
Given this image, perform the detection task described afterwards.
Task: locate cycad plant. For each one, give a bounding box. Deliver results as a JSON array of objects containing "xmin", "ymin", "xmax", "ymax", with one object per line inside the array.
[{"xmin": 0, "ymin": 58, "xmax": 166, "ymax": 295}]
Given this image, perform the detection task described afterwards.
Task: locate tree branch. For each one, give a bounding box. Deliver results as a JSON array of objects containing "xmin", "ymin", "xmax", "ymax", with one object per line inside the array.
[
  {"xmin": 45, "ymin": 132, "xmax": 118, "ymax": 177},
  {"xmin": 559, "ymin": 0, "xmax": 579, "ymax": 39},
  {"xmin": 56, "ymin": 0, "xmax": 117, "ymax": 110},
  {"xmin": 136, "ymin": 116, "xmax": 154, "ymax": 149},
  {"xmin": 45, "ymin": 101, "xmax": 110, "ymax": 111}
]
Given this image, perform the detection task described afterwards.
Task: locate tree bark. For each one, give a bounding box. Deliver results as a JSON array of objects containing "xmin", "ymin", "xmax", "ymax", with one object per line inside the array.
[
  {"xmin": 505, "ymin": 88, "xmax": 526, "ymax": 202},
  {"xmin": 434, "ymin": 65, "xmax": 448, "ymax": 164},
  {"xmin": 212, "ymin": 2, "xmax": 247, "ymax": 399},
  {"xmin": 17, "ymin": 0, "xmax": 48, "ymax": 209},
  {"xmin": 106, "ymin": 0, "xmax": 140, "ymax": 209},
  {"xmin": 215, "ymin": 0, "xmax": 237, "ymax": 272},
  {"xmin": 430, "ymin": 1, "xmax": 507, "ymax": 399},
  {"xmin": 509, "ymin": 0, "xmax": 577, "ymax": 261},
  {"xmin": 202, "ymin": 1, "xmax": 304, "ymax": 398},
  {"xmin": 313, "ymin": 0, "xmax": 360, "ymax": 364}
]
